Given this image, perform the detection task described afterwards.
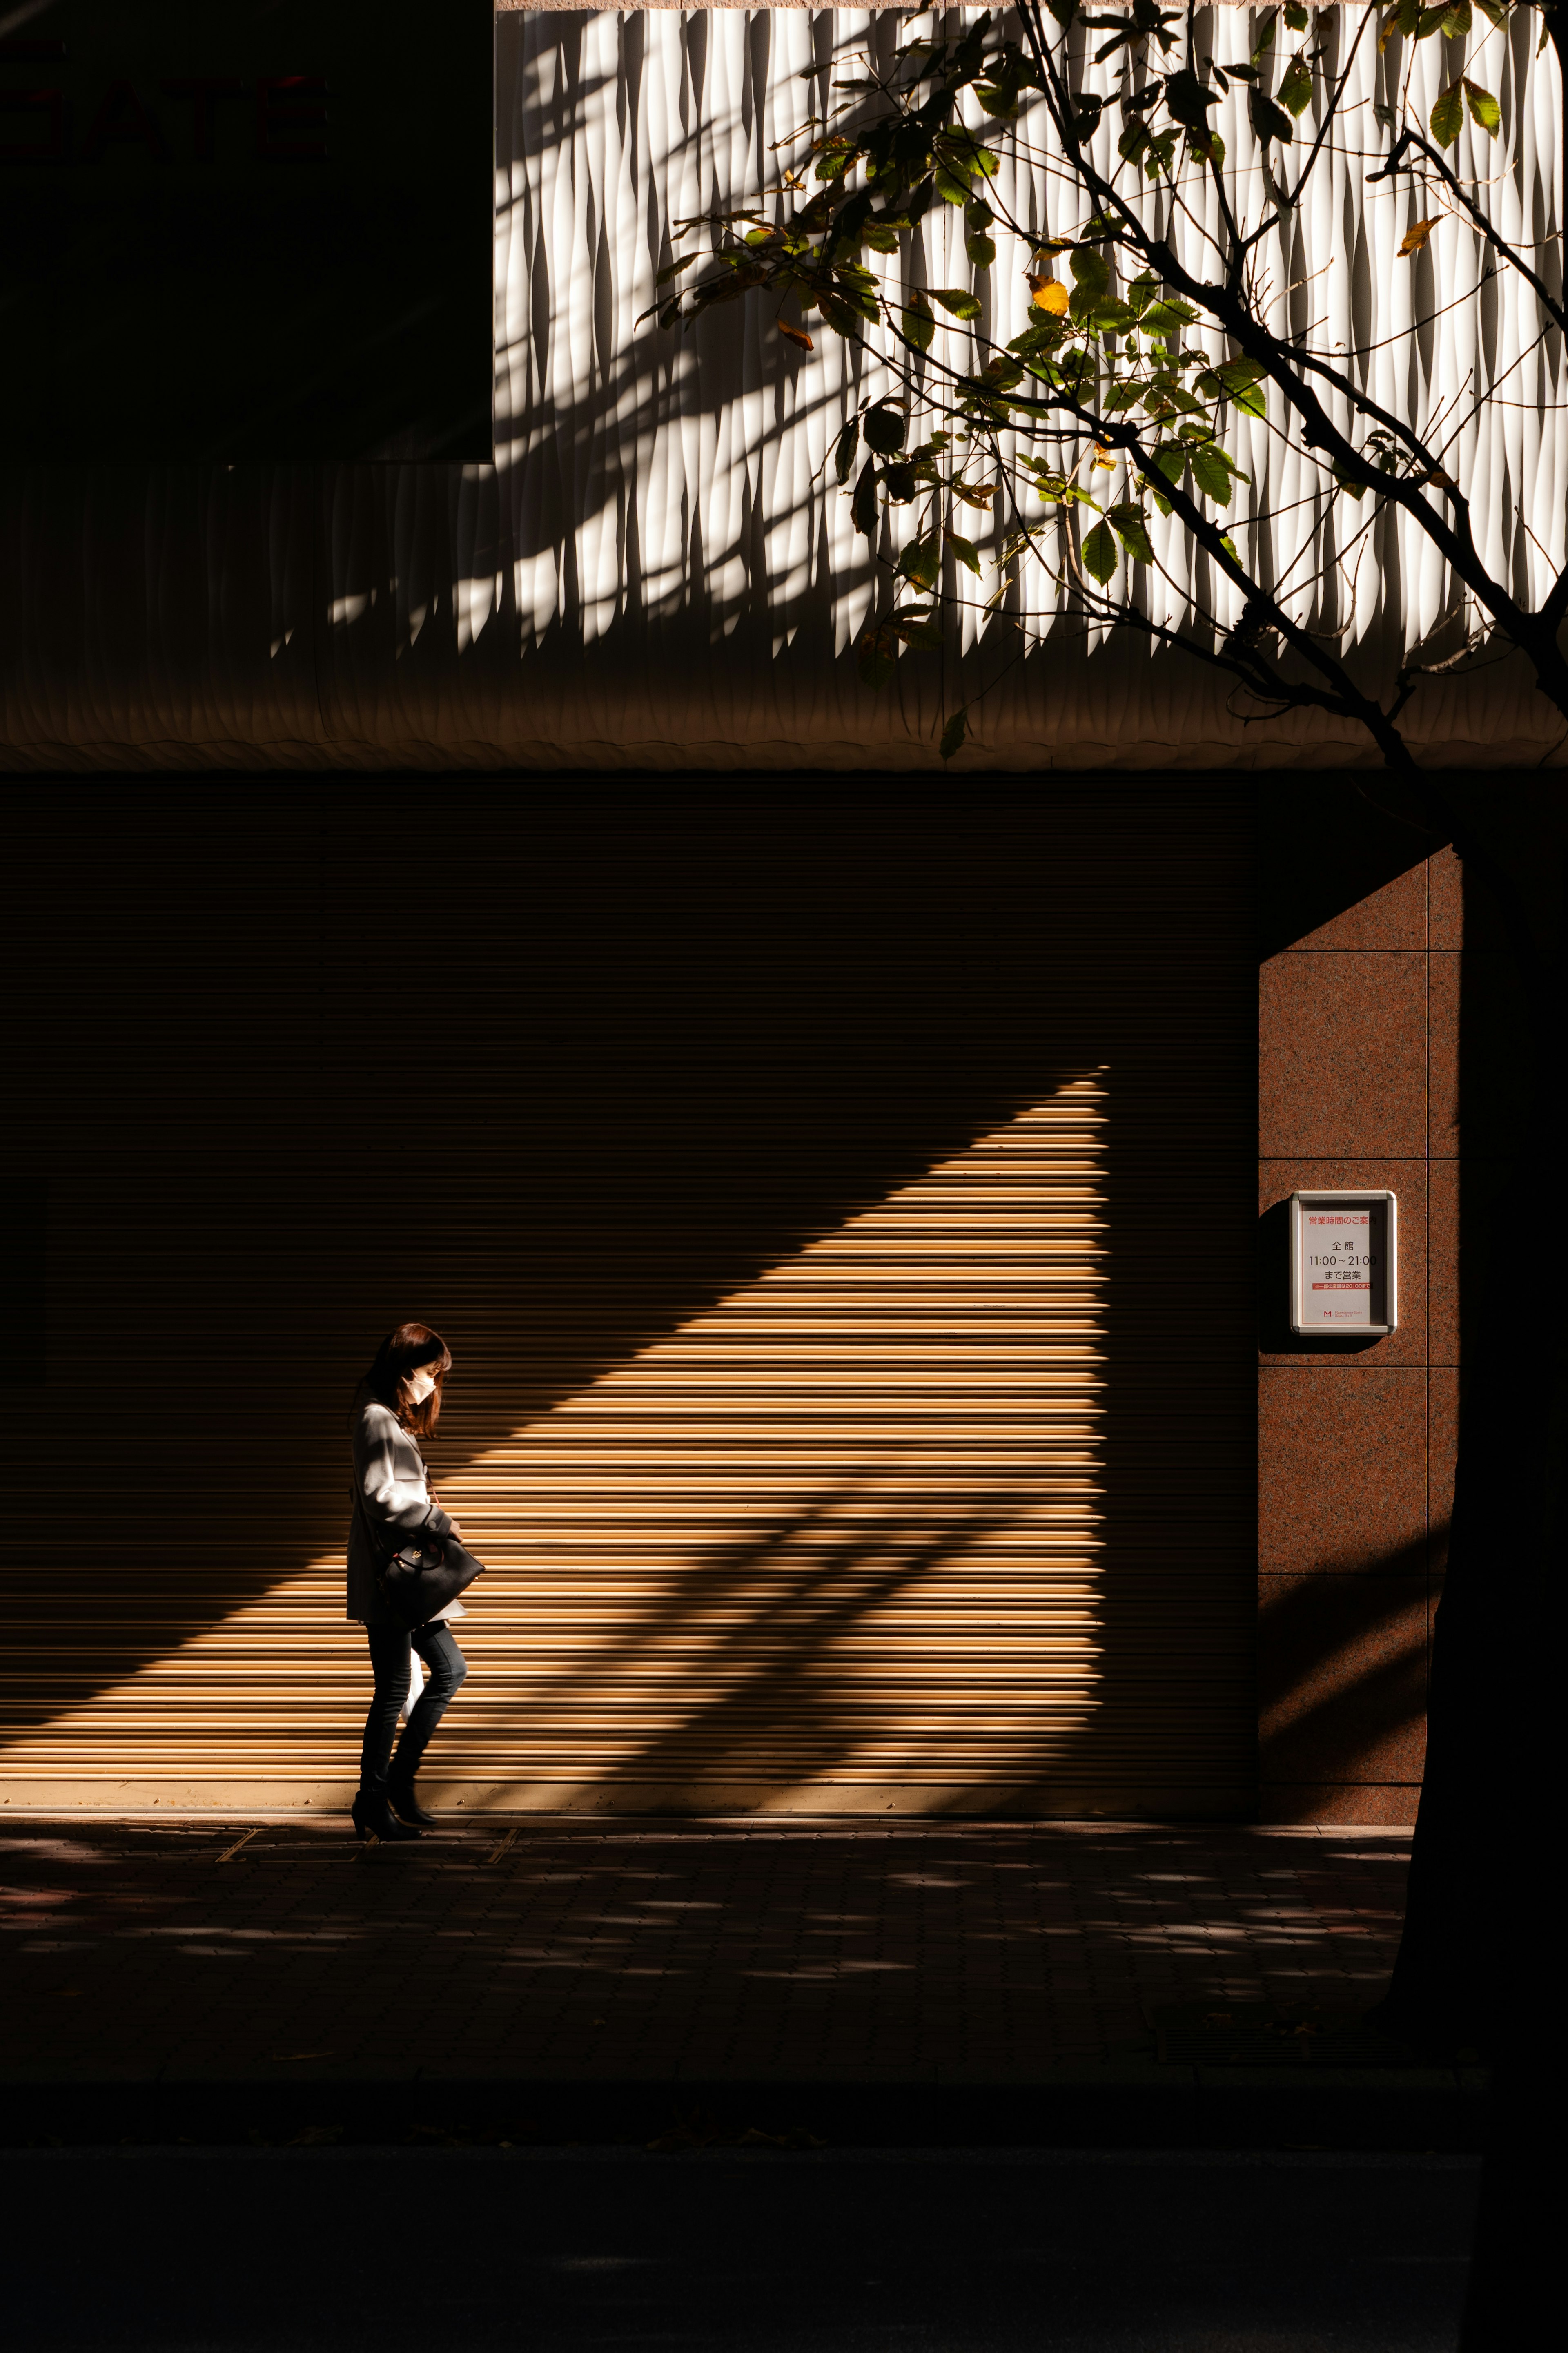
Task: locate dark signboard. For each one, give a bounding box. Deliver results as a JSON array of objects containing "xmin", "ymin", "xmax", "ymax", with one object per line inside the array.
[{"xmin": 0, "ymin": 1, "xmax": 492, "ymax": 459}]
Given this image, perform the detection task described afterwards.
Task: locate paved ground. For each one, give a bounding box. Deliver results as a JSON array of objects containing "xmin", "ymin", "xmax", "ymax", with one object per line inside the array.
[
  {"xmin": 0, "ymin": 1816, "xmax": 1418, "ymax": 2087},
  {"xmin": 5, "ymin": 2146, "xmax": 1479, "ymax": 2352}
]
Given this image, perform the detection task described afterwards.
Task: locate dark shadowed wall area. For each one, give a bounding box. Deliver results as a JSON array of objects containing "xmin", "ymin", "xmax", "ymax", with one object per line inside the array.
[
  {"xmin": 2, "ymin": 776, "xmax": 1255, "ymax": 1819},
  {"xmin": 1258, "ymin": 788, "xmax": 1466, "ymax": 1824}
]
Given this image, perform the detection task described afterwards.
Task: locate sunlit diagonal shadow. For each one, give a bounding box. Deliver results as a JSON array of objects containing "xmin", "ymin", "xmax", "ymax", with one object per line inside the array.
[
  {"xmin": 3, "ymin": 1079, "xmax": 1109, "ymax": 1815},
  {"xmin": 434, "ymin": 1076, "xmax": 1109, "ymax": 1809}
]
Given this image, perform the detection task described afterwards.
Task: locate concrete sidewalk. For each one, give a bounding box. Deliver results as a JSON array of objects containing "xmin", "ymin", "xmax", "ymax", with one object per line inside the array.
[{"xmin": 0, "ymin": 1816, "xmax": 1455, "ymax": 2107}]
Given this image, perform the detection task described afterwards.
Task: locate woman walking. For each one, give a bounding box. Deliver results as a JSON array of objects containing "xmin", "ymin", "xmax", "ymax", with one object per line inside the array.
[{"xmin": 348, "ymin": 1322, "xmax": 469, "ymax": 1841}]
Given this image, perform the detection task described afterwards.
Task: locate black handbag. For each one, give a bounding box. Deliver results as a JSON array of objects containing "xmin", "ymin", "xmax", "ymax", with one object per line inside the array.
[{"xmin": 355, "ymin": 1490, "xmax": 487, "ymax": 1630}]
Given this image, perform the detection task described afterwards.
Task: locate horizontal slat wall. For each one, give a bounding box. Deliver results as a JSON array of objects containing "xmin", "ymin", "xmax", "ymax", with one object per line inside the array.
[{"xmin": 1, "ymin": 778, "xmax": 1254, "ymax": 1815}]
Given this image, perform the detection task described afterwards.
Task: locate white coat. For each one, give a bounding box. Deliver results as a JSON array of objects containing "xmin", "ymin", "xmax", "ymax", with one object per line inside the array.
[{"xmin": 346, "ymin": 1395, "xmax": 452, "ymax": 1625}]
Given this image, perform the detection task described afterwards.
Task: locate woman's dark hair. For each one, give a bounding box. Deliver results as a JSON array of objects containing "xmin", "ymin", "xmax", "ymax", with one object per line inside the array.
[{"xmin": 359, "ymin": 1322, "xmax": 452, "ymax": 1439}]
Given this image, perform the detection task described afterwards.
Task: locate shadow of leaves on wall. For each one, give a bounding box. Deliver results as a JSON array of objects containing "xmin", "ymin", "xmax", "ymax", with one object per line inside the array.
[{"xmin": 1259, "ymin": 1536, "xmax": 1433, "ymax": 1800}]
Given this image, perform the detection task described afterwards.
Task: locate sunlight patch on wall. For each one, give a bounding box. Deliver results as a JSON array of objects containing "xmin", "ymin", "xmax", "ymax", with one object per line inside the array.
[
  {"xmin": 438, "ymin": 1076, "xmax": 1111, "ymax": 1802},
  {"xmin": 3, "ymin": 1079, "xmax": 1108, "ymax": 1812}
]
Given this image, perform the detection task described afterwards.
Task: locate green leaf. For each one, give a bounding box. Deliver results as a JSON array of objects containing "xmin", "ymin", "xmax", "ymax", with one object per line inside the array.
[
  {"xmin": 939, "ymin": 707, "xmax": 969, "ymax": 762},
  {"xmin": 1252, "ymin": 9, "xmax": 1279, "ymax": 63},
  {"xmin": 1199, "ymin": 357, "xmax": 1269, "ymax": 417},
  {"xmin": 891, "ymin": 606, "xmax": 943, "ymax": 649},
  {"xmin": 1219, "ymin": 533, "xmax": 1241, "ymax": 564},
  {"xmin": 1107, "ymin": 502, "xmax": 1154, "ymax": 564},
  {"xmin": 1189, "ymin": 443, "xmax": 1236, "ymax": 505},
  {"xmin": 1462, "ymin": 78, "xmax": 1501, "ymax": 136},
  {"xmin": 1143, "ymin": 296, "xmax": 1198, "ymax": 329},
  {"xmin": 975, "ymin": 80, "xmax": 1019, "ymax": 118},
  {"xmin": 898, "ymin": 535, "xmax": 942, "ymax": 591},
  {"xmin": 902, "ymin": 296, "xmax": 935, "ymax": 353},
  {"xmin": 1119, "ymin": 121, "xmax": 1152, "ymax": 164},
  {"xmin": 929, "ymin": 287, "xmax": 983, "ymax": 321},
  {"xmin": 933, "ymin": 165, "xmax": 971, "ymax": 205},
  {"xmin": 834, "ymin": 417, "xmax": 860, "ymax": 485},
  {"xmin": 884, "ymin": 463, "xmax": 918, "ymax": 502},
  {"xmin": 1474, "ymin": 0, "xmax": 1510, "ymax": 24},
  {"xmin": 1441, "ymin": 0, "xmax": 1472, "ymax": 33},
  {"xmin": 1278, "ymin": 54, "xmax": 1314, "ymax": 115},
  {"xmin": 857, "ymin": 625, "xmax": 898, "ymax": 687},
  {"xmin": 694, "ymin": 272, "xmax": 751, "ymax": 309},
  {"xmin": 656, "ymin": 255, "xmax": 697, "ymax": 286},
  {"xmin": 945, "ymin": 527, "xmax": 982, "ymax": 578},
  {"xmin": 851, "ymin": 457, "xmax": 880, "ymax": 539},
  {"xmin": 1082, "ymin": 520, "xmax": 1119, "ymax": 583},
  {"xmin": 967, "ymin": 232, "xmax": 998, "ymax": 268},
  {"xmin": 1069, "ymin": 247, "xmax": 1112, "ymax": 300},
  {"xmin": 1250, "ymin": 89, "xmax": 1296, "ymax": 143},
  {"xmin": 1165, "ymin": 69, "xmax": 1222, "ymax": 129},
  {"xmin": 864, "ymin": 401, "xmax": 909, "ymax": 455},
  {"xmin": 1283, "ymin": 0, "xmax": 1309, "ymax": 26},
  {"xmin": 1430, "ymin": 83, "xmax": 1464, "ymax": 145}
]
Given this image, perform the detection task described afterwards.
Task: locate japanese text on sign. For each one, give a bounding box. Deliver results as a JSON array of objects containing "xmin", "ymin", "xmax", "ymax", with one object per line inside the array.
[{"xmin": 1298, "ymin": 1205, "xmax": 1387, "ymax": 1328}]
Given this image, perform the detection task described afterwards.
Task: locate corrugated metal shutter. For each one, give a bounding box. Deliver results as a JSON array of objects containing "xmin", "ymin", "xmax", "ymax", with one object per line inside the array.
[{"xmin": 3, "ymin": 778, "xmax": 1254, "ymax": 1816}]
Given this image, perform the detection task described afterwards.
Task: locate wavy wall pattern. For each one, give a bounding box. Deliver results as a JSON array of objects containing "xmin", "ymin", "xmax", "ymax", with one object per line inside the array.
[{"xmin": 1, "ymin": 6, "xmax": 1563, "ymax": 770}]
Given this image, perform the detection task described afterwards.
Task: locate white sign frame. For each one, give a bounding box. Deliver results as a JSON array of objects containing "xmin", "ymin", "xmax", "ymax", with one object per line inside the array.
[{"xmin": 1289, "ymin": 1190, "xmax": 1399, "ymax": 1336}]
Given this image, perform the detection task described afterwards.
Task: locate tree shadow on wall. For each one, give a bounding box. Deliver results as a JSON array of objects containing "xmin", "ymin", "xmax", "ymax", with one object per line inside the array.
[
  {"xmin": 514, "ymin": 1495, "xmax": 1025, "ymax": 1800},
  {"xmin": 1258, "ymin": 1535, "xmax": 1433, "ymax": 1805}
]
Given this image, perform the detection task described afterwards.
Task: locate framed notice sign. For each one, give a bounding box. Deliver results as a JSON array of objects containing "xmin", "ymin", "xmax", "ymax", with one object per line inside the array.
[
  {"xmin": 1289, "ymin": 1191, "xmax": 1399, "ymax": 1336},
  {"xmin": 0, "ymin": 0, "xmax": 492, "ymax": 459}
]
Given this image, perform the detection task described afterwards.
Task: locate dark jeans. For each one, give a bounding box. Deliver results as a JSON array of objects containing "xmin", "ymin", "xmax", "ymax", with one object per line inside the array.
[{"xmin": 360, "ymin": 1621, "xmax": 468, "ymax": 1795}]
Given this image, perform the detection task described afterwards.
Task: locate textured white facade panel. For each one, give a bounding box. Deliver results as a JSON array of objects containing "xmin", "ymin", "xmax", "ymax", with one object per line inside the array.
[{"xmin": 1, "ymin": 6, "xmax": 1563, "ymax": 770}]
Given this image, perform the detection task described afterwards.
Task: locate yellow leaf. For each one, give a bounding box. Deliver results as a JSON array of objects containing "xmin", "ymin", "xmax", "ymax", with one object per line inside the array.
[
  {"xmin": 1029, "ymin": 276, "xmax": 1070, "ymax": 314},
  {"xmin": 778, "ymin": 320, "xmax": 815, "ymax": 352},
  {"xmin": 952, "ymin": 480, "xmax": 997, "ymax": 510},
  {"xmin": 1399, "ymin": 217, "xmax": 1440, "ymax": 255},
  {"xmin": 1090, "ymin": 444, "xmax": 1117, "ymax": 471}
]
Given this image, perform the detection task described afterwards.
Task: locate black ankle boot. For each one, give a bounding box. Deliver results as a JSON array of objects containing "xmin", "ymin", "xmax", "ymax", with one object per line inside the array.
[
  {"xmin": 387, "ymin": 1773, "xmax": 437, "ymax": 1828},
  {"xmin": 352, "ymin": 1789, "xmax": 421, "ymax": 1842}
]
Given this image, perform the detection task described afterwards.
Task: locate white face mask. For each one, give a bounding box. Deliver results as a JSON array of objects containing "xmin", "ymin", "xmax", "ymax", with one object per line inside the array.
[{"xmin": 403, "ymin": 1365, "xmax": 438, "ymax": 1407}]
